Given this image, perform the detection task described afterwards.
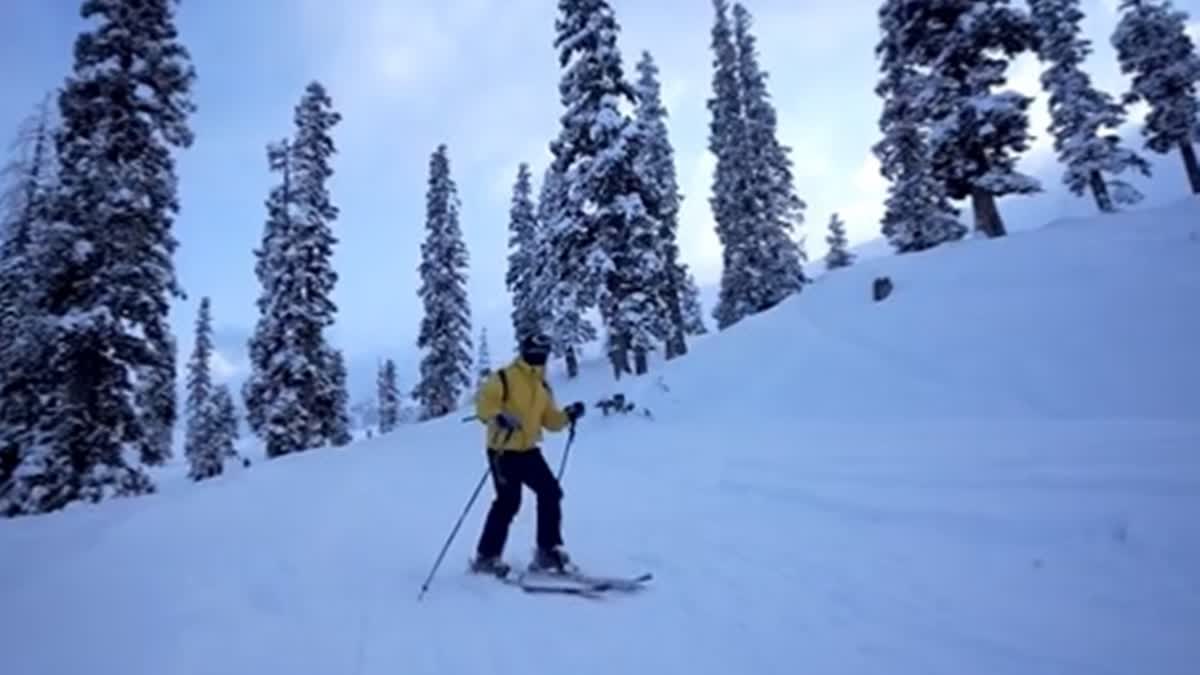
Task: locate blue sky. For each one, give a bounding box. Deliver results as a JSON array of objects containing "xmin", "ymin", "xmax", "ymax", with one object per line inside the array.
[{"xmin": 2, "ymin": 0, "xmax": 1198, "ymax": 404}]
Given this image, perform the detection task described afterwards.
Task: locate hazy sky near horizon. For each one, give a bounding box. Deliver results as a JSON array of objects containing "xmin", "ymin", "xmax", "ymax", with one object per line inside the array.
[{"xmin": 2, "ymin": 0, "xmax": 1198, "ymax": 402}]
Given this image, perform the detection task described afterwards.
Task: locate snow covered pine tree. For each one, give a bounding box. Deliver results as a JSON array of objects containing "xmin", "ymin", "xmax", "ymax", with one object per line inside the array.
[
  {"xmin": 709, "ymin": 1, "xmax": 807, "ymax": 330},
  {"xmin": 873, "ymin": 58, "xmax": 965, "ymax": 252},
  {"xmin": 1031, "ymin": 0, "xmax": 1151, "ymax": 211},
  {"xmin": 875, "ymin": 1, "xmax": 963, "ymax": 252},
  {"xmin": 4, "ymin": 0, "xmax": 196, "ymax": 514},
  {"xmin": 413, "ymin": 145, "xmax": 473, "ymax": 420},
  {"xmin": 0, "ymin": 97, "xmax": 58, "ymax": 515},
  {"xmin": 506, "ymin": 164, "xmax": 542, "ymax": 349},
  {"xmin": 244, "ymin": 82, "xmax": 344, "ymax": 458},
  {"xmin": 535, "ymin": 162, "xmax": 593, "ymax": 378},
  {"xmin": 709, "ymin": 0, "xmax": 750, "ymax": 329},
  {"xmin": 679, "ymin": 271, "xmax": 708, "ymax": 336},
  {"xmin": 732, "ymin": 4, "xmax": 808, "ymax": 293},
  {"xmin": 320, "ymin": 346, "xmax": 354, "ymax": 447},
  {"xmin": 377, "ymin": 359, "xmax": 400, "ymax": 434},
  {"xmin": 547, "ymin": 0, "xmax": 667, "ymax": 377},
  {"xmin": 1112, "ymin": 0, "xmax": 1200, "ymax": 194},
  {"xmin": 183, "ymin": 298, "xmax": 243, "ymax": 479},
  {"xmin": 824, "ymin": 213, "xmax": 855, "ymax": 270},
  {"xmin": 634, "ymin": 50, "xmax": 691, "ymax": 360},
  {"xmin": 209, "ymin": 385, "xmax": 241, "ymax": 465},
  {"xmin": 876, "ymin": 0, "xmax": 1040, "ymax": 239},
  {"xmin": 185, "ymin": 298, "xmax": 222, "ymax": 480},
  {"xmin": 244, "ymin": 138, "xmax": 290, "ymax": 440}
]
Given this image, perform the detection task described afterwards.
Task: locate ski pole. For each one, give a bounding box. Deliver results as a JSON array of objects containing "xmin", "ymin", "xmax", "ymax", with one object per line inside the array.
[
  {"xmin": 556, "ymin": 420, "xmax": 577, "ymax": 481},
  {"xmin": 417, "ymin": 466, "xmax": 490, "ymax": 602}
]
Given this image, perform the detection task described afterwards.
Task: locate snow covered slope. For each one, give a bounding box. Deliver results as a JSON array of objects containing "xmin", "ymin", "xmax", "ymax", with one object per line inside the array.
[{"xmin": 2, "ymin": 199, "xmax": 1199, "ymax": 675}]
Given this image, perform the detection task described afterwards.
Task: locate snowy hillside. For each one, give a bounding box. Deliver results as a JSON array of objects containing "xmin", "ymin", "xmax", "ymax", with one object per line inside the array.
[{"xmin": 2, "ymin": 199, "xmax": 1199, "ymax": 675}]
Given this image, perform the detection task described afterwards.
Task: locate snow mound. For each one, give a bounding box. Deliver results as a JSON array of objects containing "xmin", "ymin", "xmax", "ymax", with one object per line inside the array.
[{"xmin": 2, "ymin": 198, "xmax": 1199, "ymax": 675}]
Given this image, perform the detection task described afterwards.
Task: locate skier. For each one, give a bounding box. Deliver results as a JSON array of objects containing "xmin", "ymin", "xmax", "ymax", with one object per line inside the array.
[{"xmin": 470, "ymin": 333, "xmax": 585, "ymax": 576}]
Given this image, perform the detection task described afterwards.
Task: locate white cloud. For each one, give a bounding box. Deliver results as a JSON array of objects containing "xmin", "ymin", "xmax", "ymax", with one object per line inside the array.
[
  {"xmin": 661, "ymin": 77, "xmax": 690, "ymax": 124},
  {"xmin": 1009, "ymin": 52, "xmax": 1055, "ymax": 156},
  {"xmin": 301, "ymin": 1, "xmax": 454, "ymax": 90},
  {"xmin": 210, "ymin": 349, "xmax": 242, "ymax": 383},
  {"xmin": 826, "ymin": 153, "xmax": 889, "ymax": 252},
  {"xmin": 752, "ymin": 1, "xmax": 879, "ymax": 56},
  {"xmin": 297, "ymin": 0, "xmax": 547, "ymax": 138},
  {"xmin": 676, "ymin": 149, "xmax": 722, "ymax": 285},
  {"xmin": 1189, "ymin": 21, "xmax": 1200, "ymax": 43},
  {"xmin": 777, "ymin": 119, "xmax": 835, "ymax": 180},
  {"xmin": 451, "ymin": 81, "xmax": 556, "ymax": 167}
]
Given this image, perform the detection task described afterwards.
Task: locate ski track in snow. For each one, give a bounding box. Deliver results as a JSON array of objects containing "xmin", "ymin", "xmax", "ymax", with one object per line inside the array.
[{"xmin": 2, "ymin": 199, "xmax": 1200, "ymax": 675}]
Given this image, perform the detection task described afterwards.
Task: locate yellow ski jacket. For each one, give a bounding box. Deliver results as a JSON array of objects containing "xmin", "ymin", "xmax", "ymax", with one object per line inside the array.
[{"xmin": 475, "ymin": 358, "xmax": 570, "ymax": 451}]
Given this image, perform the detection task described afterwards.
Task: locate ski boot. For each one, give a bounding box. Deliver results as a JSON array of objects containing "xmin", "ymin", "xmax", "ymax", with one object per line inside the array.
[
  {"xmin": 470, "ymin": 555, "xmax": 511, "ymax": 577},
  {"xmin": 528, "ymin": 546, "xmax": 574, "ymax": 575}
]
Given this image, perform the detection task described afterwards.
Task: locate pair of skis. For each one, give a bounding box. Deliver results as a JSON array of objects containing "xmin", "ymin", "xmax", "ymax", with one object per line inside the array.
[{"xmin": 476, "ymin": 562, "xmax": 652, "ymax": 598}]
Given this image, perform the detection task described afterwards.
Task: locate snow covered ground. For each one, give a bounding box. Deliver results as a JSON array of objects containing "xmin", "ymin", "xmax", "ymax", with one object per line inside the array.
[{"xmin": 2, "ymin": 198, "xmax": 1199, "ymax": 675}]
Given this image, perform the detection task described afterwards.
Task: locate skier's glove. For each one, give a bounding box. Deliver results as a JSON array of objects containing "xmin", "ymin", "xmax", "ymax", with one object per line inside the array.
[
  {"xmin": 564, "ymin": 401, "xmax": 585, "ymax": 422},
  {"xmin": 494, "ymin": 412, "xmax": 521, "ymax": 431}
]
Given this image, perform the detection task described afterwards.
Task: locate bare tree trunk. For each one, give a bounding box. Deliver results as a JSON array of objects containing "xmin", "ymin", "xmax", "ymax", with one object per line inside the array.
[
  {"xmin": 609, "ymin": 333, "xmax": 631, "ymax": 380},
  {"xmin": 669, "ymin": 331, "xmax": 687, "ymax": 359},
  {"xmin": 663, "ymin": 276, "xmax": 688, "ymax": 360},
  {"xmin": 565, "ymin": 346, "xmax": 578, "ymax": 379},
  {"xmin": 1089, "ymin": 170, "xmax": 1114, "ymax": 213},
  {"xmin": 1180, "ymin": 140, "xmax": 1200, "ymax": 195},
  {"xmin": 971, "ymin": 188, "xmax": 1007, "ymax": 238},
  {"xmin": 634, "ymin": 348, "xmax": 648, "ymax": 375}
]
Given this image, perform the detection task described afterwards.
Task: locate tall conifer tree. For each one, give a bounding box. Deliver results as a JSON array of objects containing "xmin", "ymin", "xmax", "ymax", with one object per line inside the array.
[
  {"xmin": 1113, "ymin": 0, "xmax": 1200, "ymax": 193},
  {"xmin": 506, "ymin": 163, "xmax": 541, "ymax": 345},
  {"xmin": 732, "ymin": 4, "xmax": 808, "ymax": 292},
  {"xmin": 413, "ymin": 145, "xmax": 473, "ymax": 419},
  {"xmin": 708, "ymin": 0, "xmax": 751, "ymax": 330},
  {"xmin": 244, "ymin": 82, "xmax": 343, "ymax": 457},
  {"xmin": 877, "ymin": 0, "xmax": 1040, "ymax": 239},
  {"xmin": 634, "ymin": 51, "xmax": 689, "ymax": 360},
  {"xmin": 184, "ymin": 298, "xmax": 216, "ymax": 479},
  {"xmin": 535, "ymin": 163, "xmax": 591, "ymax": 376},
  {"xmin": 321, "ymin": 346, "xmax": 353, "ymax": 447},
  {"xmin": 6, "ymin": 0, "xmax": 196, "ymax": 513},
  {"xmin": 377, "ymin": 359, "xmax": 400, "ymax": 434},
  {"xmin": 708, "ymin": 1, "xmax": 808, "ymax": 330},
  {"xmin": 0, "ymin": 98, "xmax": 58, "ymax": 513},
  {"xmin": 210, "ymin": 385, "xmax": 239, "ymax": 461},
  {"xmin": 874, "ymin": 1, "xmax": 970, "ymax": 251},
  {"xmin": 1032, "ymin": 0, "xmax": 1151, "ymax": 211},
  {"xmin": 679, "ymin": 270, "xmax": 708, "ymax": 337},
  {"xmin": 548, "ymin": 0, "xmax": 666, "ymax": 376},
  {"xmin": 824, "ymin": 213, "xmax": 855, "ymax": 270},
  {"xmin": 244, "ymin": 138, "xmax": 292, "ymax": 439}
]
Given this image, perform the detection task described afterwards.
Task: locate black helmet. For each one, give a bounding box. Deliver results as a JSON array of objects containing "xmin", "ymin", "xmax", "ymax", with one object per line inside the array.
[{"xmin": 520, "ymin": 332, "xmax": 552, "ymax": 366}]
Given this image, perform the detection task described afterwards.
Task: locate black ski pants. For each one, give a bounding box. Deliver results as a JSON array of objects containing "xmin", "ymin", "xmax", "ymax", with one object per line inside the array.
[{"xmin": 476, "ymin": 447, "xmax": 563, "ymax": 558}]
